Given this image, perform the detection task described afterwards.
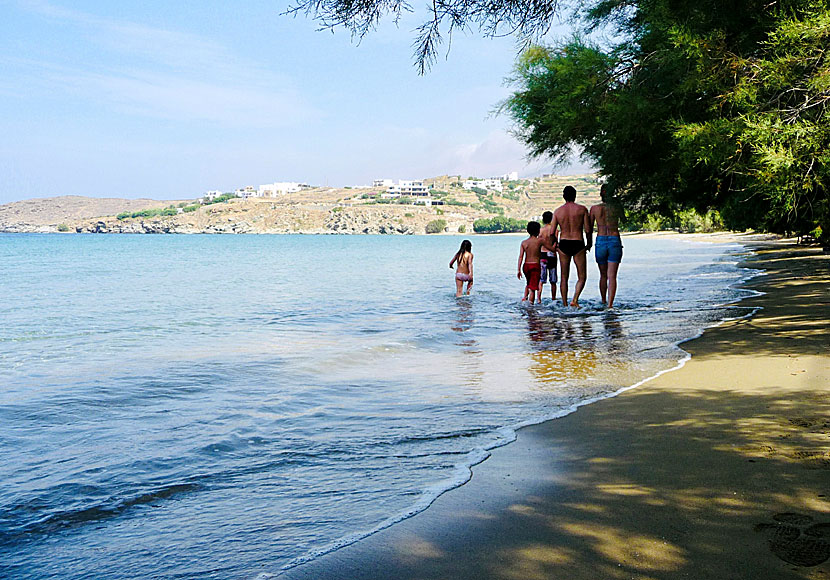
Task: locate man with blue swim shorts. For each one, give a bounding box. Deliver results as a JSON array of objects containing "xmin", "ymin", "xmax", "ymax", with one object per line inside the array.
[{"xmin": 590, "ymin": 184, "xmax": 624, "ymax": 308}]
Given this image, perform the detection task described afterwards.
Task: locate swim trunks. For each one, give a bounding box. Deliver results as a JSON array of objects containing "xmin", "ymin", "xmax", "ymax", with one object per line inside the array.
[
  {"xmin": 594, "ymin": 235, "xmax": 623, "ymax": 265},
  {"xmin": 540, "ymin": 251, "xmax": 558, "ymax": 284},
  {"xmin": 522, "ymin": 262, "xmax": 541, "ymax": 291},
  {"xmin": 455, "ymin": 272, "xmax": 473, "ymax": 282},
  {"xmin": 558, "ymin": 239, "xmax": 586, "ymax": 257}
]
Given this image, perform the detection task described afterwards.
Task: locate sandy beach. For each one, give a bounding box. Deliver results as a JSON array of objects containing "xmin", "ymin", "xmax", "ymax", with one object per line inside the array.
[{"xmin": 278, "ymin": 241, "xmax": 830, "ymax": 580}]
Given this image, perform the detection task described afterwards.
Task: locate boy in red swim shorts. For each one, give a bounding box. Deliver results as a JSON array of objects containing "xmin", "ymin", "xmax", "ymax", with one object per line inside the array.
[{"xmin": 517, "ymin": 220, "xmax": 544, "ymax": 303}]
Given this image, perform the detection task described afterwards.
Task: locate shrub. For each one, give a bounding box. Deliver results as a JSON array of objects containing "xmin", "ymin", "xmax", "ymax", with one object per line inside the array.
[
  {"xmin": 404, "ymin": 212, "xmax": 414, "ymax": 218},
  {"xmin": 426, "ymin": 219, "xmax": 447, "ymax": 234},
  {"xmin": 57, "ymin": 223, "xmax": 69, "ymax": 232},
  {"xmin": 182, "ymin": 204, "xmax": 199, "ymax": 212},
  {"xmin": 458, "ymin": 224, "xmax": 466, "ymax": 233},
  {"xmin": 435, "ymin": 208, "xmax": 444, "ymax": 215},
  {"xmin": 472, "ymin": 216, "xmax": 528, "ymax": 233}
]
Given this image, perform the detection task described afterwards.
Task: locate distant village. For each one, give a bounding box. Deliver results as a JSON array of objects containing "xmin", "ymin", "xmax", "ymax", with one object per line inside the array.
[{"xmin": 202, "ymin": 172, "xmax": 522, "ymax": 206}]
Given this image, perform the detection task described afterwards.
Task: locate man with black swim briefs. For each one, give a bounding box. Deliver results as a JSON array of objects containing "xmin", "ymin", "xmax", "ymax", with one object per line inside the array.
[{"xmin": 549, "ymin": 185, "xmax": 592, "ymax": 307}]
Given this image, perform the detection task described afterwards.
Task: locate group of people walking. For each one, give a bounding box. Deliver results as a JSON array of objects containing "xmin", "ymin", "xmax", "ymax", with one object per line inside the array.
[{"xmin": 450, "ymin": 184, "xmax": 623, "ymax": 308}]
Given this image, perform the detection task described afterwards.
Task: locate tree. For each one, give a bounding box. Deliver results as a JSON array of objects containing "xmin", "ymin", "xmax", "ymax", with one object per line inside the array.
[
  {"xmin": 426, "ymin": 219, "xmax": 447, "ymax": 233},
  {"xmin": 286, "ymin": 0, "xmax": 562, "ymax": 73},
  {"xmin": 503, "ymin": 0, "xmax": 829, "ymax": 237}
]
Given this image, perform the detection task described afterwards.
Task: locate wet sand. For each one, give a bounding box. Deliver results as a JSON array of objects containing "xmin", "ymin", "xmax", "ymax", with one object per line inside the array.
[{"xmin": 278, "ymin": 242, "xmax": 830, "ymax": 580}]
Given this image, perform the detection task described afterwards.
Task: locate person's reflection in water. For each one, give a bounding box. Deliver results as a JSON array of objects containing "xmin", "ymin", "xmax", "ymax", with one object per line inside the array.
[
  {"xmin": 602, "ymin": 310, "xmax": 625, "ymax": 353},
  {"xmin": 524, "ymin": 308, "xmax": 598, "ymax": 386},
  {"xmin": 450, "ymin": 298, "xmax": 483, "ymax": 388},
  {"xmin": 451, "ymin": 298, "xmax": 480, "ymax": 351}
]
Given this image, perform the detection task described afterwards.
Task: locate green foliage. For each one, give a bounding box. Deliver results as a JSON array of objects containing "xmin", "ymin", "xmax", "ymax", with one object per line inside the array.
[
  {"xmin": 116, "ymin": 205, "xmax": 179, "ymax": 220},
  {"xmin": 57, "ymin": 223, "xmax": 70, "ymax": 232},
  {"xmin": 504, "ymin": 0, "xmax": 829, "ymax": 236},
  {"xmin": 404, "ymin": 212, "xmax": 414, "ymax": 218},
  {"xmin": 458, "ymin": 224, "xmax": 466, "ymax": 233},
  {"xmin": 470, "ymin": 187, "xmax": 488, "ymax": 196},
  {"xmin": 435, "ymin": 208, "xmax": 444, "ymax": 215},
  {"xmin": 480, "ymin": 198, "xmax": 504, "ymax": 214},
  {"xmin": 473, "ymin": 216, "xmax": 528, "ymax": 233},
  {"xmin": 426, "ymin": 219, "xmax": 447, "ymax": 233},
  {"xmin": 623, "ymin": 209, "xmax": 726, "ymax": 232},
  {"xmin": 202, "ymin": 193, "xmax": 237, "ymax": 205},
  {"xmin": 182, "ymin": 204, "xmax": 199, "ymax": 213}
]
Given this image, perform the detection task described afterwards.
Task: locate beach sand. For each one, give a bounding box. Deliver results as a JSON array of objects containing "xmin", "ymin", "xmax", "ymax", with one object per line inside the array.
[{"xmin": 278, "ymin": 242, "xmax": 830, "ymax": 580}]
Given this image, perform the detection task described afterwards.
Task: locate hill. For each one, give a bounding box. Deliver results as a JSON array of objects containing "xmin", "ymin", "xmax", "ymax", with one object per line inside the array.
[{"xmin": 0, "ymin": 174, "xmax": 599, "ymax": 234}]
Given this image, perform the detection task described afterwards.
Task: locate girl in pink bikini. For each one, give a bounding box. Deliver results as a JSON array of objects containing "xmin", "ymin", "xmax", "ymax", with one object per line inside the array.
[{"xmin": 449, "ymin": 240, "xmax": 474, "ymax": 297}]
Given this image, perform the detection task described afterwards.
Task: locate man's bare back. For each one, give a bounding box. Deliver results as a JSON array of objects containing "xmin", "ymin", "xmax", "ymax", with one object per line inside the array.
[{"xmin": 553, "ymin": 202, "xmax": 591, "ymax": 241}]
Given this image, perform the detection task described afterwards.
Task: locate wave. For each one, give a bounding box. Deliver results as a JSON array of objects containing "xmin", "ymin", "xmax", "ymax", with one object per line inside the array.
[{"xmin": 264, "ymin": 250, "xmax": 765, "ymax": 578}]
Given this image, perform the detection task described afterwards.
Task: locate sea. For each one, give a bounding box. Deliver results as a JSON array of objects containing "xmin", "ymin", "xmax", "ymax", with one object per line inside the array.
[{"xmin": 0, "ymin": 233, "xmax": 759, "ymax": 579}]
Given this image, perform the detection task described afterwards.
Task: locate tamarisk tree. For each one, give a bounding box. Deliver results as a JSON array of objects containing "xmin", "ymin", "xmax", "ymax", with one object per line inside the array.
[{"xmin": 504, "ymin": 0, "xmax": 829, "ymax": 237}]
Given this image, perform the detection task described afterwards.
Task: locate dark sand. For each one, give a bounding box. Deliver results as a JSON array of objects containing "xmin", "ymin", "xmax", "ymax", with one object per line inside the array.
[{"xmin": 277, "ymin": 243, "xmax": 830, "ymax": 580}]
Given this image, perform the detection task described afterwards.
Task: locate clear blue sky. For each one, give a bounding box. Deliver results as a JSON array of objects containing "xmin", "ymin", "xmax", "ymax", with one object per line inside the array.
[{"xmin": 0, "ymin": 0, "xmax": 592, "ymax": 203}]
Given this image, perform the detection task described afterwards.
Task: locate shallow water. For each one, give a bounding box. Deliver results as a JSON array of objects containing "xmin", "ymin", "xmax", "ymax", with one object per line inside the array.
[{"xmin": 0, "ymin": 233, "xmax": 756, "ymax": 579}]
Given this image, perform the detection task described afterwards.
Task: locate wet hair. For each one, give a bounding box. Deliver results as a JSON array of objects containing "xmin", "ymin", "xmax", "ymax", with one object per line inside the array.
[
  {"xmin": 563, "ymin": 186, "xmax": 576, "ymax": 202},
  {"xmin": 542, "ymin": 211, "xmax": 553, "ymax": 224},
  {"xmin": 453, "ymin": 239, "xmax": 472, "ymax": 265},
  {"xmin": 527, "ymin": 221, "xmax": 541, "ymax": 236}
]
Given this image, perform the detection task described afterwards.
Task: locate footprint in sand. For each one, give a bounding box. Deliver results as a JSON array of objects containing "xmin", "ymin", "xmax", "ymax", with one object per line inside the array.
[{"xmin": 755, "ymin": 512, "xmax": 830, "ymax": 566}]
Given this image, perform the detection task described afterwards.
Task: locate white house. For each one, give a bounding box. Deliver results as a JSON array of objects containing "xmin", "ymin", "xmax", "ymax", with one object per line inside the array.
[
  {"xmin": 234, "ymin": 185, "xmax": 258, "ymax": 198},
  {"xmin": 258, "ymin": 182, "xmax": 307, "ymax": 197},
  {"xmin": 463, "ymin": 178, "xmax": 503, "ymax": 192},
  {"xmin": 373, "ymin": 179, "xmax": 394, "ymax": 188},
  {"xmin": 202, "ymin": 190, "xmax": 224, "ymax": 202},
  {"xmin": 501, "ymin": 171, "xmax": 519, "ymax": 181},
  {"xmin": 388, "ymin": 180, "xmax": 431, "ymax": 197}
]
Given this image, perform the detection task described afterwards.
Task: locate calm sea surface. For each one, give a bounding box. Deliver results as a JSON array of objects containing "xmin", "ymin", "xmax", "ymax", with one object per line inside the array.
[{"xmin": 0, "ymin": 233, "xmax": 756, "ymax": 579}]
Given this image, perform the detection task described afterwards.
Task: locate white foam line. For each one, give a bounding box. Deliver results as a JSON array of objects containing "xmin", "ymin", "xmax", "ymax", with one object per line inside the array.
[{"xmin": 263, "ymin": 244, "xmax": 768, "ymax": 579}]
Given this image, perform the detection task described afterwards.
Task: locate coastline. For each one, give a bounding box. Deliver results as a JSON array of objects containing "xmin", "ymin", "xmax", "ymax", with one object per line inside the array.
[{"xmin": 275, "ymin": 241, "xmax": 830, "ymax": 579}]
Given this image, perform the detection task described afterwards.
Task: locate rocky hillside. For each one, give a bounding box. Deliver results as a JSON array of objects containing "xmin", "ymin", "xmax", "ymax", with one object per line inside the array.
[{"xmin": 0, "ymin": 175, "xmax": 599, "ymax": 234}]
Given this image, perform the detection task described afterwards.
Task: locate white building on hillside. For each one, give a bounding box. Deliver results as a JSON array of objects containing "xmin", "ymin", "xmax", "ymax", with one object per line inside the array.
[
  {"xmin": 463, "ymin": 178, "xmax": 503, "ymax": 192},
  {"xmin": 203, "ymin": 190, "xmax": 224, "ymax": 201},
  {"xmin": 258, "ymin": 182, "xmax": 307, "ymax": 197},
  {"xmin": 501, "ymin": 171, "xmax": 519, "ymax": 181},
  {"xmin": 388, "ymin": 180, "xmax": 431, "ymax": 197},
  {"xmin": 235, "ymin": 185, "xmax": 257, "ymax": 198},
  {"xmin": 373, "ymin": 179, "xmax": 394, "ymax": 188}
]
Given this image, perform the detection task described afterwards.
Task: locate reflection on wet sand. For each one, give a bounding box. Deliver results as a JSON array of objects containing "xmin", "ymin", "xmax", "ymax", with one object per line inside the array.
[
  {"xmin": 451, "ymin": 298, "xmax": 484, "ymax": 389},
  {"xmin": 523, "ymin": 309, "xmax": 633, "ymax": 388}
]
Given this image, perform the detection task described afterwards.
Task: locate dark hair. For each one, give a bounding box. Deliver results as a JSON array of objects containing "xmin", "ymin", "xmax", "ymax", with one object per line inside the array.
[
  {"xmin": 600, "ymin": 184, "xmax": 610, "ymax": 202},
  {"xmin": 527, "ymin": 221, "xmax": 541, "ymax": 236},
  {"xmin": 453, "ymin": 239, "xmax": 472, "ymax": 265},
  {"xmin": 542, "ymin": 211, "xmax": 553, "ymax": 224},
  {"xmin": 563, "ymin": 186, "xmax": 576, "ymax": 202}
]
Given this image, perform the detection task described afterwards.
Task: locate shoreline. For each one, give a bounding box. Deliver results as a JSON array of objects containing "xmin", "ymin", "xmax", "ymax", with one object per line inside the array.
[{"xmin": 275, "ymin": 241, "xmax": 830, "ymax": 579}]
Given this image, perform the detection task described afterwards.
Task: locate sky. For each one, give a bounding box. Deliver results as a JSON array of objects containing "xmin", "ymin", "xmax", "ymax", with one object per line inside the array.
[{"xmin": 0, "ymin": 0, "xmax": 594, "ymax": 203}]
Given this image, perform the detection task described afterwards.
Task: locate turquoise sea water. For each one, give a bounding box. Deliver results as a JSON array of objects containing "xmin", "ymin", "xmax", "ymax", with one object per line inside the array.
[{"xmin": 0, "ymin": 233, "xmax": 756, "ymax": 579}]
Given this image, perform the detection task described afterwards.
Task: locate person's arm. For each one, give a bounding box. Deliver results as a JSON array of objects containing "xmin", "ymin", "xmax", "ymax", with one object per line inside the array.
[
  {"xmin": 449, "ymin": 254, "xmax": 456, "ymax": 269},
  {"xmin": 468, "ymin": 254, "xmax": 473, "ymax": 278},
  {"xmin": 517, "ymin": 244, "xmax": 525, "ymax": 279},
  {"xmin": 584, "ymin": 208, "xmax": 593, "ymax": 252}
]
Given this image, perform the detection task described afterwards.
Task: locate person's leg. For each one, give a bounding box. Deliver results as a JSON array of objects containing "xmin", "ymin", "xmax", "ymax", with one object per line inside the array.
[
  {"xmin": 607, "ymin": 262, "xmax": 620, "ymax": 308},
  {"xmin": 571, "ymin": 250, "xmax": 588, "ymax": 307},
  {"xmin": 598, "ymin": 263, "xmax": 609, "ymax": 305},
  {"xmin": 550, "ymin": 256, "xmax": 558, "ymax": 301},
  {"xmin": 558, "ymin": 251, "xmax": 571, "ymax": 307},
  {"xmin": 465, "ymin": 280, "xmax": 473, "ymax": 295},
  {"xmin": 455, "ymin": 278, "xmax": 464, "ymax": 297}
]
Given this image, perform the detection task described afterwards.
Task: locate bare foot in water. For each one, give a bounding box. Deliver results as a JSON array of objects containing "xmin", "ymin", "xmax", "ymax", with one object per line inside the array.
[{"xmin": 570, "ymin": 300, "xmax": 579, "ymax": 308}]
